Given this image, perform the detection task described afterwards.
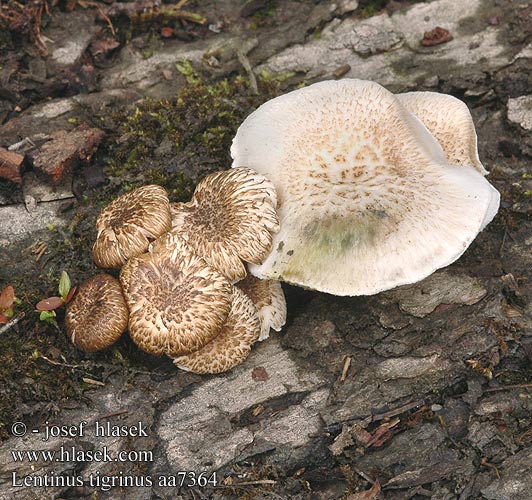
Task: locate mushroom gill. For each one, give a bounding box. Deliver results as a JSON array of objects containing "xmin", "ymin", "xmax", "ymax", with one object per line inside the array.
[{"xmin": 236, "ymin": 274, "xmax": 286, "ymax": 341}]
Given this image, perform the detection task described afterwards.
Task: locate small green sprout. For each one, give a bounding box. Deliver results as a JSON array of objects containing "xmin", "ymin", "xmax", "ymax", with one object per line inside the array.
[{"xmin": 36, "ymin": 271, "xmax": 76, "ymax": 326}]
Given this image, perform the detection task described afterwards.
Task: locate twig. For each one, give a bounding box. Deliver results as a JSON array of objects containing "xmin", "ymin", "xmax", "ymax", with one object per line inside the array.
[
  {"xmin": 366, "ymin": 399, "xmax": 424, "ymax": 425},
  {"xmin": 39, "ymin": 354, "xmax": 82, "ymax": 369},
  {"xmin": 485, "ymin": 383, "xmax": 532, "ymax": 392},
  {"xmin": 0, "ymin": 312, "xmax": 25, "ymax": 334},
  {"xmin": 351, "ymin": 464, "xmax": 376, "ymax": 485},
  {"xmin": 480, "ymin": 457, "xmax": 501, "ymax": 479},
  {"xmin": 78, "ymin": 0, "xmax": 116, "ymax": 35},
  {"xmin": 98, "ymin": 408, "xmax": 129, "ymax": 420},
  {"xmin": 236, "ymin": 48, "xmax": 258, "ymax": 95},
  {"xmin": 340, "ymin": 356, "xmax": 352, "ymax": 382},
  {"xmin": 234, "ymin": 480, "xmax": 277, "ymax": 486}
]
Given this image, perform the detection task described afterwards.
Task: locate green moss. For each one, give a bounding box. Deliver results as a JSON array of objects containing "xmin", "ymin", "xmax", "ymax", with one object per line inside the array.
[
  {"xmin": 359, "ymin": 0, "xmax": 388, "ymax": 17},
  {"xmin": 104, "ymin": 67, "xmax": 283, "ymax": 202}
]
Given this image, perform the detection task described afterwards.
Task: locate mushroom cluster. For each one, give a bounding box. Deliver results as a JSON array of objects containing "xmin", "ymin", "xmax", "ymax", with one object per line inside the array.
[
  {"xmin": 65, "ymin": 78, "xmax": 499, "ymax": 374},
  {"xmin": 231, "ymin": 79, "xmax": 500, "ymax": 296},
  {"xmin": 65, "ymin": 168, "xmax": 287, "ymax": 374}
]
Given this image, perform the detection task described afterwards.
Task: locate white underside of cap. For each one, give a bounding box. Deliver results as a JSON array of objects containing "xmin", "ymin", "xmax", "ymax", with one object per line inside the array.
[{"xmin": 231, "ymin": 79, "xmax": 500, "ymax": 296}]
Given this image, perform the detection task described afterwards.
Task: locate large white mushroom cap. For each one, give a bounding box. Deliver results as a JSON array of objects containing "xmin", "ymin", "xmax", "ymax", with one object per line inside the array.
[{"xmin": 231, "ymin": 79, "xmax": 500, "ymax": 296}]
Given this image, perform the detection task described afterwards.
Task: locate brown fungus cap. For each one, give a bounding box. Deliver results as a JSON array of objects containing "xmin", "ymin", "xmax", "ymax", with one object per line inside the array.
[
  {"xmin": 173, "ymin": 287, "xmax": 260, "ymax": 374},
  {"xmin": 120, "ymin": 233, "xmax": 232, "ymax": 357},
  {"xmin": 170, "ymin": 167, "xmax": 279, "ymax": 283},
  {"xmin": 236, "ymin": 274, "xmax": 286, "ymax": 341},
  {"xmin": 65, "ymin": 274, "xmax": 128, "ymax": 352},
  {"xmin": 93, "ymin": 185, "xmax": 172, "ymax": 269}
]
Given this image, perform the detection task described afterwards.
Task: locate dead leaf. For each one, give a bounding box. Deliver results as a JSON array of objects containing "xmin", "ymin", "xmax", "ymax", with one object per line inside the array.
[
  {"xmin": 161, "ymin": 27, "xmax": 174, "ymax": 38},
  {"xmin": 0, "ymin": 286, "xmax": 14, "ymax": 310},
  {"xmin": 366, "ymin": 418, "xmax": 400, "ymax": 448},
  {"xmin": 346, "ymin": 480, "xmax": 381, "ymax": 500},
  {"xmin": 0, "ymin": 313, "xmax": 9, "ymax": 324},
  {"xmin": 90, "ymin": 37, "xmax": 120, "ymax": 58},
  {"xmin": 252, "ymin": 366, "xmax": 269, "ymax": 381},
  {"xmin": 420, "ymin": 26, "xmax": 453, "ymax": 46}
]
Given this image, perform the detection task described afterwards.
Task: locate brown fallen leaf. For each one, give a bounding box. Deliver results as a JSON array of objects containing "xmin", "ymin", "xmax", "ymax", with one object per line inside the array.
[
  {"xmin": 420, "ymin": 26, "xmax": 453, "ymax": 46},
  {"xmin": 252, "ymin": 366, "xmax": 269, "ymax": 381},
  {"xmin": 366, "ymin": 418, "xmax": 400, "ymax": 448},
  {"xmin": 161, "ymin": 26, "xmax": 174, "ymax": 38},
  {"xmin": 90, "ymin": 37, "xmax": 120, "ymax": 58},
  {"xmin": 0, "ymin": 286, "xmax": 15, "ymax": 311},
  {"xmin": 346, "ymin": 480, "xmax": 381, "ymax": 500}
]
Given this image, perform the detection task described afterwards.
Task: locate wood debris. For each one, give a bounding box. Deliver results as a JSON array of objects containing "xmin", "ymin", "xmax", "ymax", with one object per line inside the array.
[
  {"xmin": 28, "ymin": 125, "xmax": 105, "ymax": 184},
  {"xmin": 420, "ymin": 26, "xmax": 453, "ymax": 46},
  {"xmin": 0, "ymin": 147, "xmax": 24, "ymax": 184}
]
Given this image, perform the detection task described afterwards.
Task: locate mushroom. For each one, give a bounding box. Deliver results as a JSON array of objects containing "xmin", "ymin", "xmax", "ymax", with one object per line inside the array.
[
  {"xmin": 120, "ymin": 232, "xmax": 232, "ymax": 356},
  {"xmin": 170, "ymin": 167, "xmax": 280, "ymax": 282},
  {"xmin": 93, "ymin": 185, "xmax": 172, "ymax": 269},
  {"xmin": 65, "ymin": 274, "xmax": 128, "ymax": 352},
  {"xmin": 173, "ymin": 287, "xmax": 260, "ymax": 374},
  {"xmin": 236, "ymin": 274, "xmax": 286, "ymax": 341},
  {"xmin": 231, "ymin": 79, "xmax": 500, "ymax": 296},
  {"xmin": 396, "ymin": 91, "xmax": 487, "ymax": 174}
]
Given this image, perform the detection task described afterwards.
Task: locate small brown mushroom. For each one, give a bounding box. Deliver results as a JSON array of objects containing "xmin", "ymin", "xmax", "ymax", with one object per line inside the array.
[
  {"xmin": 236, "ymin": 274, "xmax": 286, "ymax": 341},
  {"xmin": 170, "ymin": 167, "xmax": 279, "ymax": 282},
  {"xmin": 120, "ymin": 233, "xmax": 232, "ymax": 356},
  {"xmin": 65, "ymin": 274, "xmax": 128, "ymax": 352},
  {"xmin": 93, "ymin": 185, "xmax": 172, "ymax": 269},
  {"xmin": 173, "ymin": 287, "xmax": 260, "ymax": 374}
]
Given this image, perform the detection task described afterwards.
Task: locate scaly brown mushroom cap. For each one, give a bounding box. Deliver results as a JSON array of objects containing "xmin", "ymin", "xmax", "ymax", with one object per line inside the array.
[
  {"xmin": 120, "ymin": 233, "xmax": 232, "ymax": 356},
  {"xmin": 93, "ymin": 185, "xmax": 172, "ymax": 269},
  {"xmin": 170, "ymin": 167, "xmax": 279, "ymax": 283},
  {"xmin": 173, "ymin": 287, "xmax": 260, "ymax": 374},
  {"xmin": 236, "ymin": 274, "xmax": 286, "ymax": 341},
  {"xmin": 65, "ymin": 274, "xmax": 128, "ymax": 352}
]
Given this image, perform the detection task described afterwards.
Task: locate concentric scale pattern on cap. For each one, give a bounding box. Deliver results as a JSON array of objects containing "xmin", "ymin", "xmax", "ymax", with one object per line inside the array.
[
  {"xmin": 65, "ymin": 274, "xmax": 128, "ymax": 352},
  {"xmin": 120, "ymin": 233, "xmax": 232, "ymax": 356},
  {"xmin": 236, "ymin": 274, "xmax": 286, "ymax": 341},
  {"xmin": 93, "ymin": 185, "xmax": 172, "ymax": 268},
  {"xmin": 170, "ymin": 167, "xmax": 280, "ymax": 282},
  {"xmin": 231, "ymin": 79, "xmax": 500, "ymax": 296},
  {"xmin": 173, "ymin": 287, "xmax": 260, "ymax": 374}
]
